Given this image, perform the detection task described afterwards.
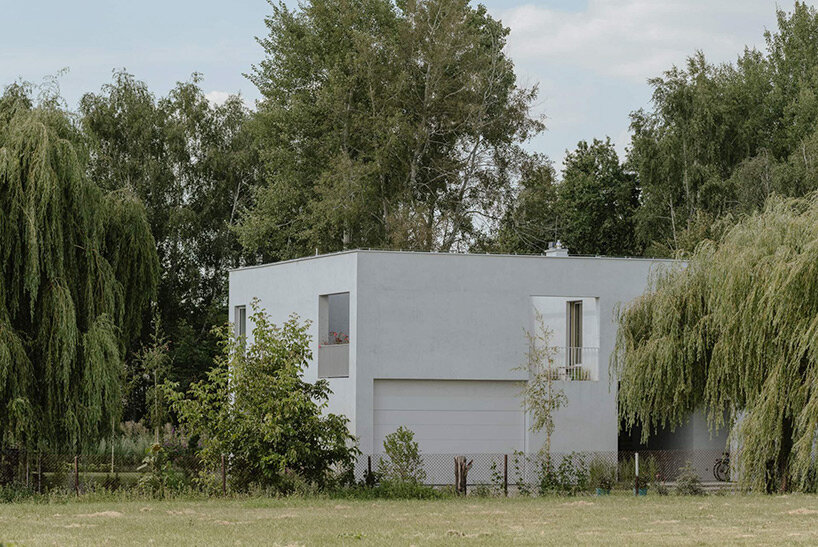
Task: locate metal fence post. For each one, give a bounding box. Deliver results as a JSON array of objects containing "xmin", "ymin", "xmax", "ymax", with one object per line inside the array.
[
  {"xmin": 221, "ymin": 454, "xmax": 226, "ymax": 496},
  {"xmin": 74, "ymin": 455, "xmax": 79, "ymax": 496},
  {"xmin": 503, "ymin": 454, "xmax": 508, "ymax": 497}
]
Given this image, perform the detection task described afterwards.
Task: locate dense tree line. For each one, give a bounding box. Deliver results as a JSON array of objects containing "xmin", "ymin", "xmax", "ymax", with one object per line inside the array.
[
  {"xmin": 492, "ymin": 139, "xmax": 639, "ymax": 256},
  {"xmin": 499, "ymin": 2, "xmax": 818, "ymax": 258},
  {"xmin": 4, "ymin": 0, "xmax": 818, "ymax": 464},
  {"xmin": 628, "ymin": 2, "xmax": 818, "ymax": 255},
  {"xmin": 78, "ymin": 73, "xmax": 260, "ymax": 421}
]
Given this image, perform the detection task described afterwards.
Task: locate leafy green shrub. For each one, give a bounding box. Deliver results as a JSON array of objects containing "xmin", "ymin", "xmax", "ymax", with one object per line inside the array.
[
  {"xmin": 136, "ymin": 443, "xmax": 188, "ymax": 495},
  {"xmin": 363, "ymin": 465, "xmax": 380, "ymax": 488},
  {"xmin": 380, "ymin": 480, "xmax": 437, "ymax": 498},
  {"xmin": 271, "ymin": 469, "xmax": 322, "ymax": 497},
  {"xmin": 511, "ymin": 451, "xmax": 531, "ymax": 496},
  {"xmin": 675, "ymin": 461, "xmax": 705, "ymax": 495},
  {"xmin": 378, "ymin": 427, "xmax": 426, "ymax": 484},
  {"xmin": 538, "ymin": 453, "xmax": 589, "ymax": 495},
  {"xmin": 0, "ymin": 484, "xmax": 38, "ymax": 503},
  {"xmin": 490, "ymin": 459, "xmax": 505, "ymax": 495},
  {"xmin": 164, "ymin": 302, "xmax": 358, "ymax": 493},
  {"xmin": 589, "ymin": 457, "xmax": 615, "ymax": 491}
]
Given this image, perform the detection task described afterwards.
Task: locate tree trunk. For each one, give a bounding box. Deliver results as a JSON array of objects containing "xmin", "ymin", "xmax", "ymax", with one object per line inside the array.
[{"xmin": 454, "ymin": 456, "xmax": 473, "ymax": 495}]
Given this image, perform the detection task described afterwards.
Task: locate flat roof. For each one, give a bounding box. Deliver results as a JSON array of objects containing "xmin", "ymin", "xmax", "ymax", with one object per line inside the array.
[{"xmin": 229, "ymin": 249, "xmax": 678, "ymax": 273}]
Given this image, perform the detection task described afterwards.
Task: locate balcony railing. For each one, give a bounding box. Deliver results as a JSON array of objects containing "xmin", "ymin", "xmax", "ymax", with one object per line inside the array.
[
  {"xmin": 318, "ymin": 343, "xmax": 349, "ymax": 378},
  {"xmin": 553, "ymin": 347, "xmax": 598, "ymax": 381}
]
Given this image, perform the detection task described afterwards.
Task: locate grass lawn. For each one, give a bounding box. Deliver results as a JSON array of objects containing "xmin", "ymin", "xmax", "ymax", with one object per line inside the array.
[{"xmin": 1, "ymin": 494, "xmax": 818, "ymax": 545}]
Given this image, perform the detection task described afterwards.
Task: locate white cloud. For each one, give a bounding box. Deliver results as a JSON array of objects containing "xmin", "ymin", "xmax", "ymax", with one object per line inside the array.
[
  {"xmin": 205, "ymin": 90, "xmax": 257, "ymax": 110},
  {"xmin": 499, "ymin": 0, "xmax": 785, "ymax": 83},
  {"xmin": 205, "ymin": 90, "xmax": 233, "ymax": 106}
]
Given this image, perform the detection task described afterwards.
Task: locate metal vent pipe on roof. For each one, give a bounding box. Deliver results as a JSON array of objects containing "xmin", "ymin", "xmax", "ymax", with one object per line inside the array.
[{"xmin": 545, "ymin": 240, "xmax": 569, "ymax": 257}]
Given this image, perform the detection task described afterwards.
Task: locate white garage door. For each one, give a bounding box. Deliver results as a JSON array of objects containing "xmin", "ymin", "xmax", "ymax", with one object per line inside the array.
[{"xmin": 373, "ymin": 379, "xmax": 525, "ymax": 454}]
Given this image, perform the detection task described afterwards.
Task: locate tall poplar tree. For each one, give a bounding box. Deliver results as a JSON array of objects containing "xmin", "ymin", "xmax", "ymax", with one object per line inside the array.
[
  {"xmin": 242, "ymin": 0, "xmax": 544, "ymax": 257},
  {"xmin": 0, "ymin": 84, "xmax": 158, "ymax": 450}
]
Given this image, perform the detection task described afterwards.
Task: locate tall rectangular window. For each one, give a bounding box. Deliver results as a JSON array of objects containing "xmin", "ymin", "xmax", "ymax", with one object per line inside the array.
[
  {"xmin": 318, "ymin": 292, "xmax": 350, "ymax": 378},
  {"xmin": 320, "ymin": 292, "xmax": 350, "ymax": 345},
  {"xmin": 567, "ymin": 300, "xmax": 583, "ymax": 365},
  {"xmin": 234, "ymin": 305, "xmax": 246, "ymax": 345}
]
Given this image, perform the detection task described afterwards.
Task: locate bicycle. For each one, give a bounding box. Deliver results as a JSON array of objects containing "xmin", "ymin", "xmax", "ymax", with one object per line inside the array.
[{"xmin": 713, "ymin": 452, "xmax": 730, "ymax": 482}]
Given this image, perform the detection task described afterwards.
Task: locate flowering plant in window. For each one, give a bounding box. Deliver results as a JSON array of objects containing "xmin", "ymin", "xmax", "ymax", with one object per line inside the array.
[{"xmin": 320, "ymin": 331, "xmax": 349, "ymax": 346}]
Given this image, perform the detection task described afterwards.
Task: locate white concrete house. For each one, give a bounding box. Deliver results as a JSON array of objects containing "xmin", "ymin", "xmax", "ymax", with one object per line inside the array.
[{"xmin": 228, "ymin": 248, "xmax": 726, "ymax": 464}]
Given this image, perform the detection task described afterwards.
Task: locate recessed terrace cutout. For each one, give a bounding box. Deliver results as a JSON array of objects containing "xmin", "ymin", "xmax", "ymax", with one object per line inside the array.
[{"xmin": 532, "ymin": 296, "xmax": 599, "ymax": 381}]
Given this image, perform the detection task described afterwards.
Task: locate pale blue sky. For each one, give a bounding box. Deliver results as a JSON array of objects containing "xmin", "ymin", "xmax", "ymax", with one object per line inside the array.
[{"xmin": 0, "ymin": 1, "xmax": 799, "ymax": 168}]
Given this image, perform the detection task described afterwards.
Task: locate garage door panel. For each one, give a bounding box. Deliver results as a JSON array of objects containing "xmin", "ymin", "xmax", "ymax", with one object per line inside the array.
[
  {"xmin": 375, "ymin": 409, "xmax": 523, "ymax": 427},
  {"xmin": 376, "ymin": 438, "xmax": 520, "ymax": 454},
  {"xmin": 373, "ymin": 379, "xmax": 524, "ymax": 455},
  {"xmin": 374, "ymin": 381, "xmax": 522, "ymax": 409},
  {"xmin": 375, "ymin": 423, "xmax": 524, "ymax": 442},
  {"xmin": 374, "ymin": 395, "xmax": 522, "ymax": 412}
]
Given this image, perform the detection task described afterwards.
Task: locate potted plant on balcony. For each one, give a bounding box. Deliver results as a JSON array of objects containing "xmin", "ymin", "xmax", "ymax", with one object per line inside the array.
[{"xmin": 320, "ymin": 331, "xmax": 349, "ymax": 347}]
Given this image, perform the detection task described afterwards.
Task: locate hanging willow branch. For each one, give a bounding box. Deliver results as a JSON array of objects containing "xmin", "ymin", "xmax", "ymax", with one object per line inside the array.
[
  {"xmin": 613, "ymin": 193, "xmax": 818, "ymax": 492},
  {"xmin": 0, "ymin": 90, "xmax": 158, "ymax": 451}
]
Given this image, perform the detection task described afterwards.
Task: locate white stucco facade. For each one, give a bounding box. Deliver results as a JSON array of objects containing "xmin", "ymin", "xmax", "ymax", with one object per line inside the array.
[{"xmin": 228, "ymin": 250, "xmax": 679, "ymax": 456}]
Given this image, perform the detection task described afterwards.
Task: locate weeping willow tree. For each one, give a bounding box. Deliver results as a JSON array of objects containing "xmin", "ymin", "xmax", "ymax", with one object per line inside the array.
[
  {"xmin": 614, "ymin": 193, "xmax": 818, "ymax": 492},
  {"xmin": 0, "ymin": 85, "xmax": 158, "ymax": 451}
]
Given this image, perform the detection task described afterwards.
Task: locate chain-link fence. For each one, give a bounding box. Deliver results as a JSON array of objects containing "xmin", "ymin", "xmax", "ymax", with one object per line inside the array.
[
  {"xmin": 354, "ymin": 449, "xmax": 734, "ymax": 493},
  {"xmin": 0, "ymin": 449, "xmax": 211, "ymax": 495},
  {"xmin": 0, "ymin": 448, "xmax": 734, "ymax": 495}
]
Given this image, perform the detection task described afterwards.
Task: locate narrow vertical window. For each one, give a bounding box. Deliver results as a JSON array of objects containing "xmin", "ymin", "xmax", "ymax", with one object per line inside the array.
[
  {"xmin": 567, "ymin": 300, "xmax": 583, "ymax": 365},
  {"xmin": 234, "ymin": 305, "xmax": 246, "ymax": 347},
  {"xmin": 318, "ymin": 292, "xmax": 350, "ymax": 378}
]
